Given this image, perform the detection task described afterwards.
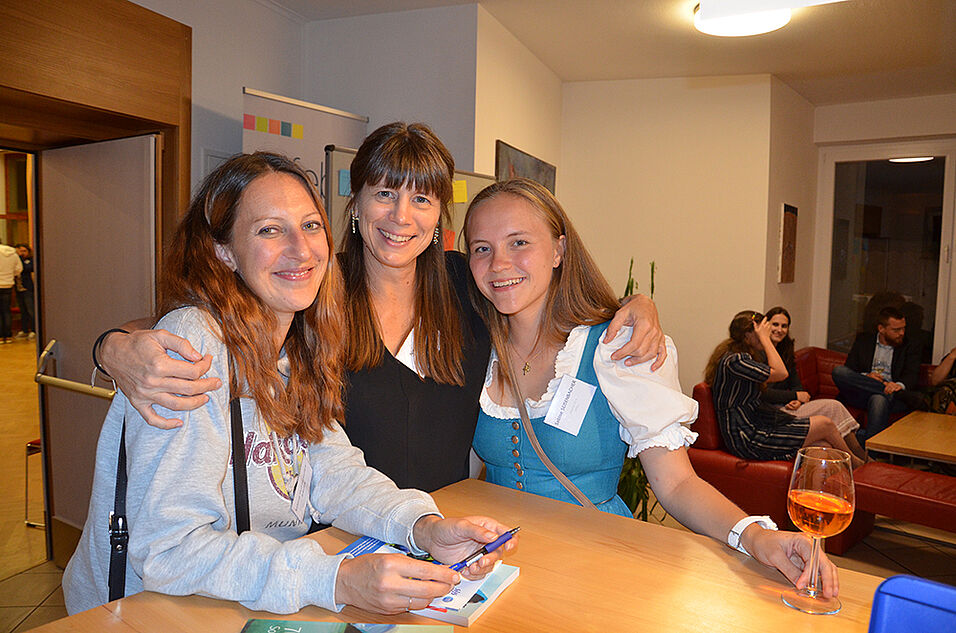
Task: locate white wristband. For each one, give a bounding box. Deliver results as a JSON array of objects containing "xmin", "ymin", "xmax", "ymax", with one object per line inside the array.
[{"xmin": 727, "ymin": 515, "xmax": 777, "ymax": 556}]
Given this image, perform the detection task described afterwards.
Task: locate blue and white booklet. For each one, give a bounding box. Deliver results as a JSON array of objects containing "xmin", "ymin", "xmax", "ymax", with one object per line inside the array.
[{"xmin": 338, "ymin": 536, "xmax": 519, "ymax": 627}]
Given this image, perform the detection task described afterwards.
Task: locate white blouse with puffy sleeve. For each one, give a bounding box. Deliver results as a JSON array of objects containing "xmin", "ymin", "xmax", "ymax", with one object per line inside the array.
[{"xmin": 480, "ymin": 325, "xmax": 699, "ymax": 457}]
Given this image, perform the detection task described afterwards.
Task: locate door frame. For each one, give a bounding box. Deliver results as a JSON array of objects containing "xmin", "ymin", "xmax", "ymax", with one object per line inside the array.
[{"xmin": 810, "ymin": 138, "xmax": 956, "ymax": 361}]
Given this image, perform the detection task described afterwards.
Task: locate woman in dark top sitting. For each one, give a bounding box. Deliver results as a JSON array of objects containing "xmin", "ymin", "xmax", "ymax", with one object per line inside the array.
[
  {"xmin": 96, "ymin": 123, "xmax": 663, "ymax": 493},
  {"xmin": 705, "ymin": 310, "xmax": 864, "ymax": 468},
  {"xmin": 762, "ymin": 306, "xmax": 865, "ymax": 461}
]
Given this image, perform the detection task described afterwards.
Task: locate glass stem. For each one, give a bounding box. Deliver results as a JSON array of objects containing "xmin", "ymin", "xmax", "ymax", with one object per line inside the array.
[{"xmin": 806, "ymin": 536, "xmax": 822, "ymax": 597}]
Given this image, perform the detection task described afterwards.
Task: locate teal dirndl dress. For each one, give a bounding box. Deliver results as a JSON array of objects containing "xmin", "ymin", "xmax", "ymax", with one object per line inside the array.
[{"xmin": 473, "ymin": 324, "xmax": 633, "ymax": 517}]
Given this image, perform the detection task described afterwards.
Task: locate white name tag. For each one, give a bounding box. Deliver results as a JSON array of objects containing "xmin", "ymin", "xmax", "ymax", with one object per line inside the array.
[
  {"xmin": 290, "ymin": 452, "xmax": 313, "ymax": 523},
  {"xmin": 542, "ymin": 374, "xmax": 596, "ymax": 437}
]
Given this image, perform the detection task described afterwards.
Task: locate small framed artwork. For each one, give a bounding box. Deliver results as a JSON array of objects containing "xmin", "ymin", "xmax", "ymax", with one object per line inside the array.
[
  {"xmin": 778, "ymin": 203, "xmax": 798, "ymax": 283},
  {"xmin": 495, "ymin": 140, "xmax": 556, "ymax": 193}
]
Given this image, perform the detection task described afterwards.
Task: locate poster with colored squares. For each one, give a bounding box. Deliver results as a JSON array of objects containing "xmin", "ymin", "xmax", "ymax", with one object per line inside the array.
[{"xmin": 242, "ymin": 88, "xmax": 368, "ymax": 242}]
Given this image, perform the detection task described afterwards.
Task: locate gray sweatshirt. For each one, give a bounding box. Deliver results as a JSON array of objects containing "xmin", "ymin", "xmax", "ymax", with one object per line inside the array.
[{"xmin": 64, "ymin": 307, "xmax": 439, "ymax": 614}]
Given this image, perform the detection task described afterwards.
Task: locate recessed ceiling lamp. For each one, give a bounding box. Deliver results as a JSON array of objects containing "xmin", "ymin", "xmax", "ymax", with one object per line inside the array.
[
  {"xmin": 694, "ymin": 0, "xmax": 849, "ymax": 37},
  {"xmin": 888, "ymin": 157, "xmax": 934, "ymax": 163}
]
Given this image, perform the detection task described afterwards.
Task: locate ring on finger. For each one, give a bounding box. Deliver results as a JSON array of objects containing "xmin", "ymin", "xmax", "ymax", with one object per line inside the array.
[{"xmin": 407, "ymin": 595, "xmax": 412, "ymax": 611}]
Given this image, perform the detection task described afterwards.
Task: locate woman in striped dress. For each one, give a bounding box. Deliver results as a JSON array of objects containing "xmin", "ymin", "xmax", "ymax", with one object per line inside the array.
[{"xmin": 705, "ymin": 311, "xmax": 864, "ymax": 468}]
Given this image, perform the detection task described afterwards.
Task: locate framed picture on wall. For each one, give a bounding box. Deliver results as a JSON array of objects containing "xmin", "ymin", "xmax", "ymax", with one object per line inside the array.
[
  {"xmin": 495, "ymin": 140, "xmax": 556, "ymax": 193},
  {"xmin": 778, "ymin": 203, "xmax": 798, "ymax": 283}
]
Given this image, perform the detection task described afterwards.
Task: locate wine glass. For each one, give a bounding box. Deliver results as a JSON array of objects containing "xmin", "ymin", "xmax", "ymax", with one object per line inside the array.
[{"xmin": 781, "ymin": 446, "xmax": 854, "ymax": 615}]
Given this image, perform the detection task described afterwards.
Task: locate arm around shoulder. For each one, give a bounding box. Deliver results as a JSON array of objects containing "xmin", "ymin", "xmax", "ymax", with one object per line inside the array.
[{"xmin": 594, "ymin": 333, "xmax": 698, "ymax": 457}]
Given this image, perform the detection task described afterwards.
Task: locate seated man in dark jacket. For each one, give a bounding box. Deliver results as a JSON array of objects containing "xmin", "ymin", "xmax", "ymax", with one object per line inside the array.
[{"xmin": 831, "ymin": 306, "xmax": 922, "ymax": 445}]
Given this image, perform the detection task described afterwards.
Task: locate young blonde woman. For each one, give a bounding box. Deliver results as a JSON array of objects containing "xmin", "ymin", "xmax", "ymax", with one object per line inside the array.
[
  {"xmin": 462, "ymin": 178, "xmax": 839, "ymax": 599},
  {"xmin": 65, "ymin": 153, "xmax": 513, "ymax": 615},
  {"xmin": 95, "ymin": 123, "xmax": 664, "ymax": 493},
  {"xmin": 763, "ymin": 306, "xmax": 866, "ymax": 461}
]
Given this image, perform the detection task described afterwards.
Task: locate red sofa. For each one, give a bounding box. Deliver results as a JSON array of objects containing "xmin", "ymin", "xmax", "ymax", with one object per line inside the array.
[
  {"xmin": 687, "ymin": 347, "xmax": 950, "ymax": 554},
  {"xmin": 687, "ymin": 381, "xmax": 796, "ymax": 531}
]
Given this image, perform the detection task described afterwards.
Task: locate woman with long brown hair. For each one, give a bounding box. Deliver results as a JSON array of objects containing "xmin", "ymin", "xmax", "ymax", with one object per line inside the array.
[
  {"xmin": 95, "ymin": 122, "xmax": 663, "ymax": 493},
  {"xmin": 463, "ymin": 178, "xmax": 839, "ymax": 596},
  {"xmin": 705, "ymin": 310, "xmax": 864, "ymax": 468},
  {"xmin": 64, "ymin": 153, "xmax": 513, "ymax": 615},
  {"xmin": 762, "ymin": 306, "xmax": 865, "ymax": 460}
]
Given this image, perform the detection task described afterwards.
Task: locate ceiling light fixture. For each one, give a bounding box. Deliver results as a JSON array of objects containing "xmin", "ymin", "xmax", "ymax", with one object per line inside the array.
[
  {"xmin": 888, "ymin": 157, "xmax": 934, "ymax": 163},
  {"xmin": 694, "ymin": 0, "xmax": 849, "ymax": 38}
]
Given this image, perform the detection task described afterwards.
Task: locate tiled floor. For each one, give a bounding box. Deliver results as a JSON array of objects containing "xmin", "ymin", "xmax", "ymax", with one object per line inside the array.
[
  {"xmin": 0, "ymin": 337, "xmax": 46, "ymax": 583},
  {"xmin": 0, "ymin": 562, "xmax": 65, "ymax": 633}
]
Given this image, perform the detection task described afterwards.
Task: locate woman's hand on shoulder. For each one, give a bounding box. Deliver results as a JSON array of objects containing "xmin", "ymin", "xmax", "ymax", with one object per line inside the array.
[
  {"xmin": 103, "ymin": 329, "xmax": 222, "ymax": 429},
  {"xmin": 334, "ymin": 552, "xmax": 460, "ymax": 614},
  {"xmin": 744, "ymin": 528, "xmax": 839, "ymax": 598},
  {"xmin": 605, "ymin": 294, "xmax": 666, "ymax": 370}
]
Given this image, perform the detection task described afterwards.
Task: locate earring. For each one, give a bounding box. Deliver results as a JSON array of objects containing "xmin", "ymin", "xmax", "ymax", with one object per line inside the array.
[
  {"xmin": 433, "ymin": 225, "xmax": 441, "ymax": 245},
  {"xmin": 351, "ymin": 212, "xmax": 357, "ymax": 234}
]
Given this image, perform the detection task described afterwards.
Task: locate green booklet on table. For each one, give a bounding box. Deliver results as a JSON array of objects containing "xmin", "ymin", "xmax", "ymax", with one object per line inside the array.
[{"xmin": 240, "ymin": 621, "xmax": 451, "ymax": 632}]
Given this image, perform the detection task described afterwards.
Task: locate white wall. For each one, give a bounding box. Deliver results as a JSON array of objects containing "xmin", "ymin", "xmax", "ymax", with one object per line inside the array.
[
  {"xmin": 303, "ymin": 5, "xmax": 479, "ymax": 170},
  {"xmin": 764, "ymin": 78, "xmax": 817, "ymax": 346},
  {"xmin": 560, "ymin": 76, "xmax": 773, "ymax": 391},
  {"xmin": 133, "ymin": 0, "xmax": 305, "ymax": 189},
  {"xmin": 815, "ymin": 93, "xmax": 956, "ymax": 145},
  {"xmin": 474, "ymin": 6, "xmax": 562, "ymax": 176}
]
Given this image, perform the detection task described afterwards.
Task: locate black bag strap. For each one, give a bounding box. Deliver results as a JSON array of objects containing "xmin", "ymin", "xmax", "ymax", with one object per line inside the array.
[
  {"xmin": 107, "ymin": 420, "xmax": 129, "ymax": 602},
  {"xmin": 107, "ymin": 391, "xmax": 250, "ymax": 601},
  {"xmin": 230, "ymin": 397, "xmax": 250, "ymax": 534}
]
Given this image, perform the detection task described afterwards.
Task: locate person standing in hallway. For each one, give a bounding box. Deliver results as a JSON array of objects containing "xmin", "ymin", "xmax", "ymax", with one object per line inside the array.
[
  {"xmin": 14, "ymin": 244, "xmax": 35, "ymax": 339},
  {"xmin": 0, "ymin": 240, "xmax": 23, "ymax": 344},
  {"xmin": 831, "ymin": 306, "xmax": 922, "ymax": 444}
]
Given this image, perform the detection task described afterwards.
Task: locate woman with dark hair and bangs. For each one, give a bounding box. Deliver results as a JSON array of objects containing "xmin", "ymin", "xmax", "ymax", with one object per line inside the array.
[
  {"xmin": 64, "ymin": 152, "xmax": 514, "ymax": 616},
  {"xmin": 95, "ymin": 122, "xmax": 665, "ymax": 493},
  {"xmin": 705, "ymin": 310, "xmax": 865, "ymax": 468},
  {"xmin": 762, "ymin": 306, "xmax": 865, "ymax": 462}
]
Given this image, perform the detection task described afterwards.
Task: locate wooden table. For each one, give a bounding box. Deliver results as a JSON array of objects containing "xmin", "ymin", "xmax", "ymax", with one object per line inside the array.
[
  {"xmin": 33, "ymin": 479, "xmax": 884, "ymax": 632},
  {"xmin": 867, "ymin": 410, "xmax": 956, "ymax": 465}
]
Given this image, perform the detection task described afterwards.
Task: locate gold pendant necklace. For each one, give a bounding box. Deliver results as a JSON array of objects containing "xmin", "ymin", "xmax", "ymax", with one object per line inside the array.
[{"xmin": 513, "ymin": 340, "xmax": 541, "ymax": 376}]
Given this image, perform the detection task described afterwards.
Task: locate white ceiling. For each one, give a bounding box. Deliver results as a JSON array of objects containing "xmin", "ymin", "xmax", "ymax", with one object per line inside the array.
[{"xmin": 268, "ymin": 0, "xmax": 955, "ymax": 105}]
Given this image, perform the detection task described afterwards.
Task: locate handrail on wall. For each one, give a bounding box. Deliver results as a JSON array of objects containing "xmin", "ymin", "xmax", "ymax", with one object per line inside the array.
[{"xmin": 35, "ymin": 339, "xmax": 116, "ymax": 400}]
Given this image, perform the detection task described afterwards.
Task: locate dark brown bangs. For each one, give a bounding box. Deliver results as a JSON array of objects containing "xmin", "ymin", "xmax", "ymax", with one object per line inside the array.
[{"xmin": 362, "ymin": 137, "xmax": 453, "ymax": 222}]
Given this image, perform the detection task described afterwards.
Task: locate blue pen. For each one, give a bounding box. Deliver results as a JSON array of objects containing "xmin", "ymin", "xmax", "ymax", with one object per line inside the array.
[{"xmin": 450, "ymin": 527, "xmax": 520, "ymax": 571}]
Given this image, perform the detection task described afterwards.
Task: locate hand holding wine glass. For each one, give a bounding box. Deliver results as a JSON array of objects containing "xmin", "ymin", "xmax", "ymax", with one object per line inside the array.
[{"xmin": 781, "ymin": 446, "xmax": 854, "ymax": 615}]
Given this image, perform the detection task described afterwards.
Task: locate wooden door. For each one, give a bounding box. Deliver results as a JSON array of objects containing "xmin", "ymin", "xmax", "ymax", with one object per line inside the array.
[{"xmin": 38, "ymin": 134, "xmax": 159, "ymax": 563}]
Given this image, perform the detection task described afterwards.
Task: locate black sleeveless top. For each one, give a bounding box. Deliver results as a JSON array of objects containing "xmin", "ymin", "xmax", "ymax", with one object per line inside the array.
[{"xmin": 342, "ymin": 251, "xmax": 491, "ymax": 492}]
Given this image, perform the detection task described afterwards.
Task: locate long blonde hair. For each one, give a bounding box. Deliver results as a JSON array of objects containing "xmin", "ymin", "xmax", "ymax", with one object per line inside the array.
[
  {"xmin": 160, "ymin": 152, "xmax": 344, "ymax": 443},
  {"xmin": 463, "ymin": 178, "xmax": 619, "ymax": 389},
  {"xmin": 339, "ymin": 122, "xmax": 465, "ymax": 385}
]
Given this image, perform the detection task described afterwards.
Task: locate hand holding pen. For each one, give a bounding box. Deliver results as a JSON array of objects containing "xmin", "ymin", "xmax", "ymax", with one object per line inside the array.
[
  {"xmin": 412, "ymin": 516, "xmax": 520, "ymax": 580},
  {"xmin": 450, "ymin": 527, "xmax": 520, "ymax": 571}
]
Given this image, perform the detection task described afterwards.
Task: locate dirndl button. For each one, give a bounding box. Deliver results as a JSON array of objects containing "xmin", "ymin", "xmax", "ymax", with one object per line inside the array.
[
  {"xmin": 511, "ymin": 435, "xmax": 519, "ymax": 444},
  {"xmin": 516, "ymin": 481, "xmax": 524, "ymax": 490}
]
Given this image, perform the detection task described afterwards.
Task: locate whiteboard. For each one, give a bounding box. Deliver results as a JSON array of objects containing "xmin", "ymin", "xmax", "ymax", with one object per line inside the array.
[
  {"xmin": 324, "ymin": 144, "xmax": 496, "ymax": 252},
  {"xmin": 241, "ymin": 88, "xmax": 367, "ymax": 205}
]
